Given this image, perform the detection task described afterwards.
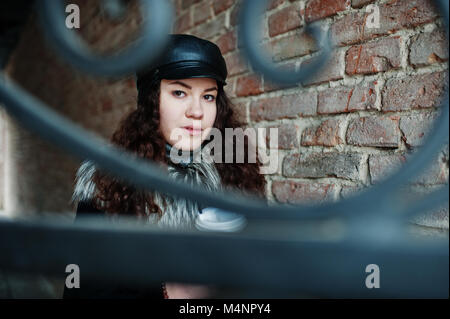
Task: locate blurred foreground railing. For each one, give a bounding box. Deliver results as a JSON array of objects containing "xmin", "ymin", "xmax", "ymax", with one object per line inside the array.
[{"xmin": 0, "ymin": 0, "xmax": 448, "ymax": 298}]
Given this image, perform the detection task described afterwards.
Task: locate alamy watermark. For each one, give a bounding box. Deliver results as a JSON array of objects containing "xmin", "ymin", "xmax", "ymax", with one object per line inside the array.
[
  {"xmin": 366, "ymin": 4, "xmax": 380, "ymax": 29},
  {"xmin": 365, "ymin": 264, "xmax": 380, "ymax": 289},
  {"xmin": 65, "ymin": 263, "xmax": 80, "ymax": 288},
  {"xmin": 65, "ymin": 4, "xmax": 80, "ymax": 29},
  {"xmin": 169, "ymin": 124, "xmax": 279, "ymax": 175}
]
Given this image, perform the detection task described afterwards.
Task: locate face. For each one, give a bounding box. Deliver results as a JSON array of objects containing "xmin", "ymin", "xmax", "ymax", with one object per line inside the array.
[{"xmin": 159, "ymin": 77, "xmax": 218, "ymax": 151}]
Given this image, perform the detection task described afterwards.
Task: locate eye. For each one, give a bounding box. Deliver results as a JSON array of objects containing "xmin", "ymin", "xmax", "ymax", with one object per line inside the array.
[
  {"xmin": 204, "ymin": 94, "xmax": 216, "ymax": 102},
  {"xmin": 172, "ymin": 90, "xmax": 186, "ymax": 98}
]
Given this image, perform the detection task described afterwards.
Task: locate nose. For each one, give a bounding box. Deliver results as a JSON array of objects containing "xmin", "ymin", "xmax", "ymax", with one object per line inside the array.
[{"xmin": 185, "ymin": 96, "xmax": 204, "ymax": 119}]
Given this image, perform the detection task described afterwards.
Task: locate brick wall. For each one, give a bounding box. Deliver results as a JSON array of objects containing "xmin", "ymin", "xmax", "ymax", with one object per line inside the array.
[
  {"xmin": 2, "ymin": 0, "xmax": 142, "ymax": 217},
  {"xmin": 0, "ymin": 0, "xmax": 448, "ymax": 231},
  {"xmin": 172, "ymin": 0, "xmax": 449, "ymax": 231}
]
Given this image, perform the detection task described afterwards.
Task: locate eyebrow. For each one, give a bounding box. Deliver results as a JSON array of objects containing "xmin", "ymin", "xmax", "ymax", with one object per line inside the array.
[{"xmin": 169, "ymin": 80, "xmax": 218, "ymax": 93}]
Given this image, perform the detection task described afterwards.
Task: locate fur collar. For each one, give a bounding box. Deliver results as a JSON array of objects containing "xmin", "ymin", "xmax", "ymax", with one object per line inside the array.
[{"xmin": 71, "ymin": 156, "xmax": 222, "ymax": 230}]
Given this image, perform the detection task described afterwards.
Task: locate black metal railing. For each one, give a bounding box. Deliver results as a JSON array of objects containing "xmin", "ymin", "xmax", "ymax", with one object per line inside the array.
[{"xmin": 0, "ymin": 0, "xmax": 448, "ymax": 297}]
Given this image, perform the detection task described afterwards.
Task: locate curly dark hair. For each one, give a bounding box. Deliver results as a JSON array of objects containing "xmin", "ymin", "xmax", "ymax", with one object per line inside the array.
[{"xmin": 91, "ymin": 78, "xmax": 267, "ymax": 219}]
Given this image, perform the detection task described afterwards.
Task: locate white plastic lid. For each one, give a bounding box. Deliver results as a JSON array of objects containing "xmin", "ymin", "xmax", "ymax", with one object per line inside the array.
[{"xmin": 195, "ymin": 207, "xmax": 247, "ymax": 232}]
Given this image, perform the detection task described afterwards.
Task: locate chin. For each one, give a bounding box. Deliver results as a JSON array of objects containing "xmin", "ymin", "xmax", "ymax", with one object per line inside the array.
[{"xmin": 172, "ymin": 137, "xmax": 203, "ymax": 152}]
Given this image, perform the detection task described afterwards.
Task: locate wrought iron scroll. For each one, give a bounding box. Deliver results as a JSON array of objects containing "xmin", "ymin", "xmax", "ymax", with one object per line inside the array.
[{"xmin": 0, "ymin": 0, "xmax": 448, "ymax": 297}]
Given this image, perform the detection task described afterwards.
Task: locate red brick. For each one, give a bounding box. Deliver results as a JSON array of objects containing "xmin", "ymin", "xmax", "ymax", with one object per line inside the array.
[
  {"xmin": 351, "ymin": 0, "xmax": 375, "ymax": 8},
  {"xmin": 317, "ymin": 82, "xmax": 376, "ymax": 114},
  {"xmin": 346, "ymin": 37, "xmax": 401, "ymax": 75},
  {"xmin": 213, "ymin": 0, "xmax": 235, "ymax": 15},
  {"xmin": 331, "ymin": 0, "xmax": 439, "ymax": 47},
  {"xmin": 331, "ymin": 12, "xmax": 373, "ymax": 47},
  {"xmin": 174, "ymin": 0, "xmax": 183, "ymax": 16},
  {"xmin": 369, "ymin": 154, "xmax": 406, "ymax": 184},
  {"xmin": 386, "ymin": 0, "xmax": 439, "ymax": 29},
  {"xmin": 230, "ymin": 1, "xmax": 241, "ymax": 27},
  {"xmin": 409, "ymin": 29, "xmax": 449, "ymax": 67},
  {"xmin": 347, "ymin": 82, "xmax": 377, "ymax": 111},
  {"xmin": 301, "ymin": 49, "xmax": 343, "ymax": 86},
  {"xmin": 346, "ymin": 117, "xmax": 400, "ymax": 148},
  {"xmin": 78, "ymin": 2, "xmax": 142, "ymax": 54},
  {"xmin": 270, "ymin": 31, "xmax": 317, "ymax": 62},
  {"xmin": 193, "ymin": 13, "xmax": 226, "ymax": 39},
  {"xmin": 268, "ymin": 0, "xmax": 285, "ymax": 10},
  {"xmin": 282, "ymin": 152, "xmax": 363, "ymax": 180},
  {"xmin": 182, "ymin": 0, "xmax": 202, "ymax": 10},
  {"xmin": 399, "ymin": 112, "xmax": 439, "ymax": 148},
  {"xmin": 382, "ymin": 72, "xmax": 448, "ymax": 112},
  {"xmin": 250, "ymin": 92, "xmax": 317, "ymax": 122},
  {"xmin": 193, "ymin": 2, "xmax": 213, "ymax": 26},
  {"xmin": 230, "ymin": 101, "xmax": 248, "ymax": 125},
  {"xmin": 263, "ymin": 61, "xmax": 298, "ymax": 92},
  {"xmin": 305, "ymin": 0, "xmax": 350, "ymax": 23},
  {"xmin": 268, "ymin": 3, "xmax": 303, "ymax": 37},
  {"xmin": 369, "ymin": 152, "xmax": 448, "ymax": 185},
  {"xmin": 224, "ymin": 51, "xmax": 248, "ymax": 76},
  {"xmin": 250, "ymin": 96, "xmax": 281, "ymax": 121},
  {"xmin": 301, "ymin": 119, "xmax": 343, "ymax": 147},
  {"xmin": 268, "ymin": 124, "xmax": 300, "ymax": 149},
  {"xmin": 235, "ymin": 74, "xmax": 263, "ymax": 97},
  {"xmin": 216, "ymin": 30, "xmax": 237, "ymax": 55},
  {"xmin": 272, "ymin": 181, "xmax": 336, "ymax": 204},
  {"xmin": 263, "ymin": 68, "xmax": 298, "ymax": 92},
  {"xmin": 174, "ymin": 11, "xmax": 192, "ymax": 33},
  {"xmin": 223, "ymin": 77, "xmax": 236, "ymax": 98}
]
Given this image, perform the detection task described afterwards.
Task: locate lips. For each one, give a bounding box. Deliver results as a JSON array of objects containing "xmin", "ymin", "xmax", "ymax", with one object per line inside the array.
[{"xmin": 183, "ymin": 126, "xmax": 203, "ymax": 136}]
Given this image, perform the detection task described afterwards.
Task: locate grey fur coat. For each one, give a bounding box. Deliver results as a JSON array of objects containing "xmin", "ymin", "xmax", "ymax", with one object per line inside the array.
[{"xmin": 71, "ymin": 157, "xmax": 222, "ymax": 230}]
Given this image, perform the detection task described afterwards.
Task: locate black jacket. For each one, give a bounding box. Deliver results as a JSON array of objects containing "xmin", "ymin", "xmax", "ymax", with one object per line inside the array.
[
  {"xmin": 64, "ymin": 156, "xmax": 223, "ymax": 298},
  {"xmin": 62, "ymin": 200, "xmax": 164, "ymax": 299}
]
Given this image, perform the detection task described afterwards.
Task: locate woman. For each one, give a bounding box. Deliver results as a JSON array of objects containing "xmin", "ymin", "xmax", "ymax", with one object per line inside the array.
[{"xmin": 63, "ymin": 34, "xmax": 267, "ymax": 299}]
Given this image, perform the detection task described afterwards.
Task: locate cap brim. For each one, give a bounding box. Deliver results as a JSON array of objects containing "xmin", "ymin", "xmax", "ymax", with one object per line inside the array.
[{"xmin": 161, "ymin": 64, "xmax": 227, "ymax": 85}]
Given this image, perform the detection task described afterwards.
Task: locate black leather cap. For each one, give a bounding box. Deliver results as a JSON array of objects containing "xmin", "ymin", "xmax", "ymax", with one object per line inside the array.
[{"xmin": 136, "ymin": 34, "xmax": 227, "ymax": 89}]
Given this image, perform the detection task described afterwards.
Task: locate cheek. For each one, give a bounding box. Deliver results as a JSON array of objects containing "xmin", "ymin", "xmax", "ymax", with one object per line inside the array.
[
  {"xmin": 159, "ymin": 99, "xmax": 183, "ymax": 130},
  {"xmin": 205, "ymin": 104, "xmax": 217, "ymax": 127},
  {"xmin": 159, "ymin": 108, "xmax": 170, "ymax": 135},
  {"xmin": 159, "ymin": 107, "xmax": 172, "ymax": 127}
]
